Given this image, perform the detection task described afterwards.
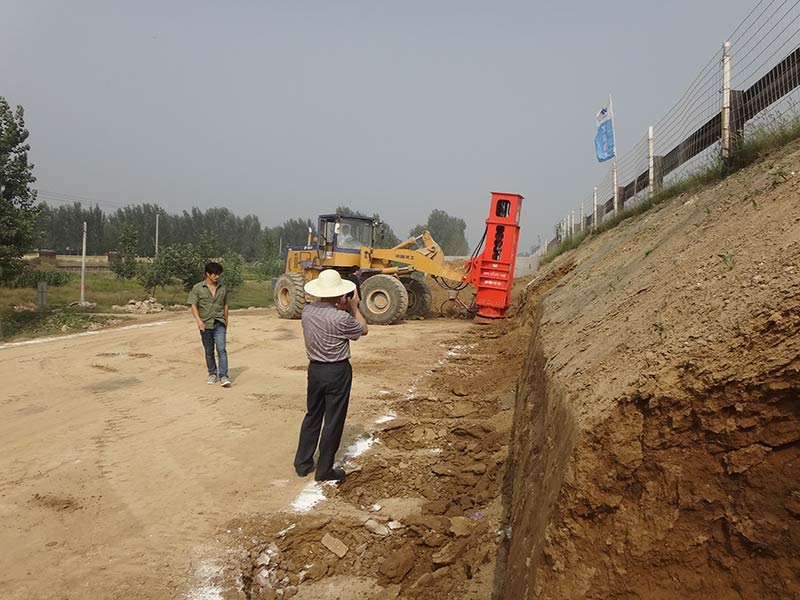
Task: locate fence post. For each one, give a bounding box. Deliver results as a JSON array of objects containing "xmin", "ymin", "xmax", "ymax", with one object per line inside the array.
[
  {"xmin": 80, "ymin": 221, "xmax": 87, "ymax": 305},
  {"xmin": 579, "ymin": 203, "xmax": 584, "ymax": 233},
  {"xmin": 593, "ymin": 187, "xmax": 598, "ymax": 230},
  {"xmin": 648, "ymin": 125, "xmax": 655, "ymax": 197},
  {"xmin": 721, "ymin": 41, "xmax": 732, "ymax": 172},
  {"xmin": 613, "ymin": 159, "xmax": 619, "ymax": 215},
  {"xmin": 37, "ymin": 281, "xmax": 48, "ymax": 311}
]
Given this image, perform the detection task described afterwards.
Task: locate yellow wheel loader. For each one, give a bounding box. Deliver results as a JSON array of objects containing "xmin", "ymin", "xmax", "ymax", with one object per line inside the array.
[{"xmin": 273, "ymin": 214, "xmax": 467, "ymax": 324}]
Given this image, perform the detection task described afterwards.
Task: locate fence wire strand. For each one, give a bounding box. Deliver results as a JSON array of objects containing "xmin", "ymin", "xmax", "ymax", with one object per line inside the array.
[{"xmin": 551, "ymin": 0, "xmax": 800, "ymax": 248}]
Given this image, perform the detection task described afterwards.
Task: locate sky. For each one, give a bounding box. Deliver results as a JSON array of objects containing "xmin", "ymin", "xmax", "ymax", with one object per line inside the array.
[{"xmin": 1, "ymin": 0, "xmax": 760, "ymax": 252}]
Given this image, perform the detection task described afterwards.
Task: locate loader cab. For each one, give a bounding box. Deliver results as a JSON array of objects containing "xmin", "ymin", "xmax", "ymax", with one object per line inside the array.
[{"xmin": 317, "ymin": 215, "xmax": 375, "ymax": 260}]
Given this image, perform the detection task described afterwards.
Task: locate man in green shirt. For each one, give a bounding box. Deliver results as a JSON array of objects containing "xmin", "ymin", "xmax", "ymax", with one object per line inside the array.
[{"xmin": 187, "ymin": 262, "xmax": 231, "ymax": 387}]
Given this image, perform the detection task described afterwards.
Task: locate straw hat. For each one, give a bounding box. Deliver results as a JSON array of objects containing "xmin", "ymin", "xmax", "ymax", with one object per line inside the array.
[{"xmin": 304, "ymin": 269, "xmax": 356, "ymax": 298}]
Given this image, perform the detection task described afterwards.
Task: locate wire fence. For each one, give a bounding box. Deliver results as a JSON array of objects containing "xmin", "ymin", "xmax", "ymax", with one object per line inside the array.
[{"xmin": 552, "ymin": 0, "xmax": 800, "ymax": 247}]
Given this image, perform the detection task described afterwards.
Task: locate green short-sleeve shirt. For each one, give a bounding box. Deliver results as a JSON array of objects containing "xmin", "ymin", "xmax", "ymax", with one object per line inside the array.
[{"xmin": 187, "ymin": 281, "xmax": 228, "ymax": 328}]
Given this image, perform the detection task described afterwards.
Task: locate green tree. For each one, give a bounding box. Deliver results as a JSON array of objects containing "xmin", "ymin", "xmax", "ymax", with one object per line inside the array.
[
  {"xmin": 137, "ymin": 243, "xmax": 199, "ymax": 294},
  {"xmin": 410, "ymin": 209, "xmax": 469, "ymax": 255},
  {"xmin": 257, "ymin": 229, "xmax": 283, "ymax": 279},
  {"xmin": 271, "ymin": 217, "xmax": 314, "ymax": 249},
  {"xmin": 219, "ymin": 253, "xmax": 244, "ymax": 292},
  {"xmin": 136, "ymin": 235, "xmax": 244, "ymax": 296},
  {"xmin": 110, "ymin": 223, "xmax": 139, "ymax": 279},
  {"xmin": 0, "ymin": 98, "xmax": 40, "ymax": 282}
]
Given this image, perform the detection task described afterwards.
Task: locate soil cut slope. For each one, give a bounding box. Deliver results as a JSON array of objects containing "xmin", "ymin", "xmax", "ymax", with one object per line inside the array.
[{"xmin": 499, "ymin": 141, "xmax": 800, "ymax": 599}]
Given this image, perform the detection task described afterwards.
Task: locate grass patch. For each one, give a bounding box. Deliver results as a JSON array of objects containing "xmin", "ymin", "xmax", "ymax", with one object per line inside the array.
[
  {"xmin": 541, "ymin": 230, "xmax": 589, "ymax": 265},
  {"xmin": 0, "ymin": 309, "xmax": 127, "ymax": 341},
  {"xmin": 229, "ymin": 280, "xmax": 273, "ymax": 309},
  {"xmin": 731, "ymin": 117, "xmax": 800, "ymax": 169},
  {"xmin": 0, "ymin": 272, "xmax": 273, "ymax": 313}
]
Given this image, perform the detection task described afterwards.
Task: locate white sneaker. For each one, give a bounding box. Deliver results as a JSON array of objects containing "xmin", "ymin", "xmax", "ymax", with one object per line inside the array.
[
  {"xmin": 207, "ymin": 374, "xmax": 218, "ymax": 385},
  {"xmin": 220, "ymin": 376, "xmax": 232, "ymax": 388}
]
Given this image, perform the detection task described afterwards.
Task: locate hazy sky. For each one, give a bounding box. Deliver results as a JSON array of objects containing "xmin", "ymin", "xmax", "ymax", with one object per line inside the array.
[{"xmin": 2, "ymin": 0, "xmax": 758, "ymax": 251}]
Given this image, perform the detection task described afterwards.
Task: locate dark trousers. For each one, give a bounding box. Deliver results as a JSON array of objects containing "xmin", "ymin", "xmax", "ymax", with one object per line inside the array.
[{"xmin": 294, "ymin": 360, "xmax": 352, "ymax": 476}]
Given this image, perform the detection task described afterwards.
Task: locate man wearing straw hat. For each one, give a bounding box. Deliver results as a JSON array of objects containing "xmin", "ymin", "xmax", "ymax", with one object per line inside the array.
[{"xmin": 294, "ymin": 269, "xmax": 368, "ymax": 482}]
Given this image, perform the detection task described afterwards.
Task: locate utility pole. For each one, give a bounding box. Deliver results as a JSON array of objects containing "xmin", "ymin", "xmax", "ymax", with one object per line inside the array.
[
  {"xmin": 155, "ymin": 213, "xmax": 160, "ymax": 257},
  {"xmin": 80, "ymin": 221, "xmax": 87, "ymax": 305}
]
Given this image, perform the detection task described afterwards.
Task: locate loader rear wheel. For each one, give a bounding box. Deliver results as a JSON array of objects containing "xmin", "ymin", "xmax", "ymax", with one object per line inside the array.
[
  {"xmin": 360, "ymin": 275, "xmax": 408, "ymax": 325},
  {"xmin": 274, "ymin": 273, "xmax": 306, "ymax": 319},
  {"xmin": 401, "ymin": 277, "xmax": 432, "ymax": 317}
]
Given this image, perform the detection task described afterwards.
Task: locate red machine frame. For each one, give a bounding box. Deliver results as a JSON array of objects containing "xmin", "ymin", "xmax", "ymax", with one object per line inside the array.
[{"xmin": 465, "ymin": 192, "xmax": 523, "ymax": 319}]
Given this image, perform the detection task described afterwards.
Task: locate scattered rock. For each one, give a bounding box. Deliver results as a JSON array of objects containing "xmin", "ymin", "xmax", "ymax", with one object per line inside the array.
[
  {"xmin": 431, "ymin": 464, "xmax": 454, "ymax": 477},
  {"xmin": 364, "ymin": 518, "xmax": 390, "ymax": 536},
  {"xmin": 379, "ymin": 543, "xmax": 415, "ymax": 583},
  {"xmin": 432, "ymin": 540, "xmax": 467, "ymax": 566},
  {"xmin": 423, "ymin": 499, "xmax": 450, "ymax": 515},
  {"xmin": 410, "ymin": 572, "xmax": 434, "ymax": 589},
  {"xmin": 304, "ymin": 561, "xmax": 328, "ymax": 581},
  {"xmin": 111, "ymin": 297, "xmax": 164, "ymax": 314},
  {"xmin": 451, "ymin": 385, "xmax": 469, "ymax": 397},
  {"xmin": 450, "ymin": 401, "xmax": 477, "ymax": 417},
  {"xmin": 254, "ymin": 568, "xmax": 272, "ymax": 588},
  {"xmin": 449, "ymin": 516, "xmax": 473, "ymax": 537},
  {"xmin": 321, "ymin": 533, "xmax": 348, "ymax": 558}
]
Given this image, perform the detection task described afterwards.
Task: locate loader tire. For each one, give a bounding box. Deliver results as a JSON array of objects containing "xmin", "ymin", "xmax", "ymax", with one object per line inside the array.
[
  {"xmin": 360, "ymin": 274, "xmax": 408, "ymax": 325},
  {"xmin": 274, "ymin": 273, "xmax": 306, "ymax": 319},
  {"xmin": 401, "ymin": 277, "xmax": 432, "ymax": 317}
]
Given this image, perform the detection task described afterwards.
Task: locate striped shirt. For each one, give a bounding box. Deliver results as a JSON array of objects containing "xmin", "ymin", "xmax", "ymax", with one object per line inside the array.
[{"xmin": 301, "ymin": 302, "xmax": 364, "ymax": 362}]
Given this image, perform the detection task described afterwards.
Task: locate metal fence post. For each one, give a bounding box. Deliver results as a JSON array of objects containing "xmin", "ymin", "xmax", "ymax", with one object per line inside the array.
[
  {"xmin": 593, "ymin": 187, "xmax": 598, "ymax": 230},
  {"xmin": 648, "ymin": 125, "xmax": 655, "ymax": 197},
  {"xmin": 721, "ymin": 41, "xmax": 732, "ymax": 172}
]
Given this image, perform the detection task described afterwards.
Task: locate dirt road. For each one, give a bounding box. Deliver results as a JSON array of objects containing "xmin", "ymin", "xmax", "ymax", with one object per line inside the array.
[{"xmin": 0, "ymin": 310, "xmax": 472, "ymax": 599}]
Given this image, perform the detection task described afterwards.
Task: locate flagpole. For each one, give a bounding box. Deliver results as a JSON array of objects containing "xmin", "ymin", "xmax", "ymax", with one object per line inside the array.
[{"xmin": 611, "ymin": 95, "xmax": 619, "ymax": 215}]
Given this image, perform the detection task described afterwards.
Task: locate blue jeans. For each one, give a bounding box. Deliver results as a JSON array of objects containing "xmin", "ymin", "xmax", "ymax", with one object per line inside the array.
[{"xmin": 200, "ymin": 322, "xmax": 228, "ymax": 377}]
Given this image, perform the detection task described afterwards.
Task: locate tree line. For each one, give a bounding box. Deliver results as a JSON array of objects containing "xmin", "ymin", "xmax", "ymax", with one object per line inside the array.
[
  {"xmin": 1, "ymin": 96, "xmax": 471, "ymax": 285},
  {"xmin": 34, "ymin": 202, "xmax": 470, "ymax": 261}
]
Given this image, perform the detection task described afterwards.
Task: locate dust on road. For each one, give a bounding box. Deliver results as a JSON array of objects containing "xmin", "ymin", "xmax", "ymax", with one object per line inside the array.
[{"xmin": 0, "ymin": 309, "xmax": 472, "ymax": 599}]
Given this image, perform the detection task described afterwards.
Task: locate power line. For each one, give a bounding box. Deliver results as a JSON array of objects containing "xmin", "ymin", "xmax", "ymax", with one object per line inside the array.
[{"xmin": 36, "ymin": 188, "xmax": 132, "ymax": 209}]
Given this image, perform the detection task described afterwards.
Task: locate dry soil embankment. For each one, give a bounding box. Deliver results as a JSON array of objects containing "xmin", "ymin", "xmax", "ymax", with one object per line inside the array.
[{"xmin": 500, "ymin": 140, "xmax": 800, "ymax": 599}]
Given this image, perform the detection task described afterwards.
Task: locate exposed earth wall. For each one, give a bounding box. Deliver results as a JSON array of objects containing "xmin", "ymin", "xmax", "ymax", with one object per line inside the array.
[{"xmin": 499, "ymin": 141, "xmax": 800, "ymax": 599}]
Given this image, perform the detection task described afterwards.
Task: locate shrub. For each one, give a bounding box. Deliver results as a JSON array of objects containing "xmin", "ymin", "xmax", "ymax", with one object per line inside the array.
[{"xmin": 12, "ymin": 268, "xmax": 71, "ymax": 288}]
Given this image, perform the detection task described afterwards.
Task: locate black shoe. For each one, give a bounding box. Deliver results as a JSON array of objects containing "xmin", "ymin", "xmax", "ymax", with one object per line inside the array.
[
  {"xmin": 295, "ymin": 464, "xmax": 314, "ymax": 477},
  {"xmin": 315, "ymin": 468, "xmax": 346, "ymax": 482}
]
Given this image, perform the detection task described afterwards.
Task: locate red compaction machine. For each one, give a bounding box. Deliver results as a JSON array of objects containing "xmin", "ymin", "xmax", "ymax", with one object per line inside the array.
[{"xmin": 464, "ymin": 192, "xmax": 524, "ymax": 320}]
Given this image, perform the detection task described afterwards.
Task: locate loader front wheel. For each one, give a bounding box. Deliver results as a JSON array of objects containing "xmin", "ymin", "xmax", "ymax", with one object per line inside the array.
[
  {"xmin": 401, "ymin": 277, "xmax": 432, "ymax": 317},
  {"xmin": 360, "ymin": 275, "xmax": 408, "ymax": 325},
  {"xmin": 274, "ymin": 273, "xmax": 306, "ymax": 319}
]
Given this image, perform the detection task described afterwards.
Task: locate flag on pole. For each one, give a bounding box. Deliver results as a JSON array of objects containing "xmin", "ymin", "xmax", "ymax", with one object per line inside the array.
[{"xmin": 595, "ymin": 103, "xmax": 615, "ymax": 162}]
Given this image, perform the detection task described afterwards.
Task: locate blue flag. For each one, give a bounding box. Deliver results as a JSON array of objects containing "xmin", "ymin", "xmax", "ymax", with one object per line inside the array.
[{"xmin": 595, "ymin": 105, "xmax": 615, "ymax": 162}]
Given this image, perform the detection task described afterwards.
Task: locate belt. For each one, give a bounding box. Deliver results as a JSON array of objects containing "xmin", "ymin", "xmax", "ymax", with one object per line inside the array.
[{"xmin": 309, "ymin": 358, "xmax": 350, "ymax": 365}]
